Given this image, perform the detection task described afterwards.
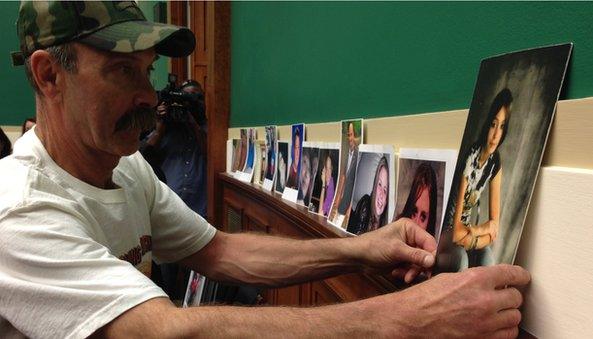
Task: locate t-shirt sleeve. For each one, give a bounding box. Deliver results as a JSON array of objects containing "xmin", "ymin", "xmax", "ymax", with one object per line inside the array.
[
  {"xmin": 0, "ymin": 203, "xmax": 168, "ymax": 339},
  {"xmin": 130, "ymin": 152, "xmax": 216, "ymax": 264}
]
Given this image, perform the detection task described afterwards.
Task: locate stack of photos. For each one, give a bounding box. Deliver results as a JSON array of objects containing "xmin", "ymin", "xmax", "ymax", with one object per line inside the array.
[
  {"xmin": 434, "ymin": 43, "xmax": 572, "ymax": 274},
  {"xmin": 328, "ymin": 119, "xmax": 364, "ymax": 228},
  {"xmin": 282, "ymin": 123, "xmax": 305, "ymax": 202},
  {"xmin": 235, "ymin": 128, "xmax": 257, "ymax": 183},
  {"xmin": 262, "ymin": 126, "xmax": 277, "ymax": 191},
  {"xmin": 297, "ymin": 143, "xmax": 320, "ymax": 207},
  {"xmin": 182, "ymin": 270, "xmax": 206, "ymax": 308},
  {"xmin": 275, "ymin": 141, "xmax": 289, "ymax": 194},
  {"xmin": 308, "ymin": 143, "xmax": 340, "ymax": 216},
  {"xmin": 226, "ymin": 139, "xmax": 236, "ymax": 173},
  {"xmin": 346, "ymin": 145, "xmax": 395, "ymax": 235},
  {"xmin": 396, "ymin": 148, "xmax": 457, "ymax": 242}
]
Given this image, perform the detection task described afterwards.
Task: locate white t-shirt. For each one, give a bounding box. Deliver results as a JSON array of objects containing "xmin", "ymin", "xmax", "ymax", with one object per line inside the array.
[{"xmin": 0, "ymin": 130, "xmax": 217, "ymax": 339}]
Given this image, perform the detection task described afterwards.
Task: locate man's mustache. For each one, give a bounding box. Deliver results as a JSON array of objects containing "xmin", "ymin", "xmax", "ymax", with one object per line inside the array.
[{"xmin": 114, "ymin": 106, "xmax": 156, "ymax": 133}]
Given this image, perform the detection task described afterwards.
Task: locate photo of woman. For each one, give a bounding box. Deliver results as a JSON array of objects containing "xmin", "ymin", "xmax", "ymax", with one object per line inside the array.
[
  {"xmin": 435, "ymin": 43, "xmax": 571, "ymax": 274},
  {"xmin": 308, "ymin": 147, "xmax": 339, "ymax": 217},
  {"xmin": 345, "ymin": 145, "xmax": 394, "ymax": 235},
  {"xmin": 395, "ymin": 162, "xmax": 440, "ymax": 237},
  {"xmin": 449, "ymin": 89, "xmax": 512, "ymax": 267},
  {"xmin": 275, "ymin": 141, "xmax": 289, "ymax": 193},
  {"xmin": 297, "ymin": 146, "xmax": 319, "ymax": 207},
  {"xmin": 265, "ymin": 126, "xmax": 277, "ymax": 181},
  {"xmin": 347, "ymin": 155, "xmax": 390, "ymax": 235}
]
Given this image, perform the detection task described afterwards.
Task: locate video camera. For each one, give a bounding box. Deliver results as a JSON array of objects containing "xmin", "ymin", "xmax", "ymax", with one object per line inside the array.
[{"xmin": 157, "ymin": 74, "xmax": 205, "ymax": 125}]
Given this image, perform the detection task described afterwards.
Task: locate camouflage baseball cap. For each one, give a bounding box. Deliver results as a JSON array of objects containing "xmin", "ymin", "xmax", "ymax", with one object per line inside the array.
[{"xmin": 11, "ymin": 1, "xmax": 195, "ymax": 66}]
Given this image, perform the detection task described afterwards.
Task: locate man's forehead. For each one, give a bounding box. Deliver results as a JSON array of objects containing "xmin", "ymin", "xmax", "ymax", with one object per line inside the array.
[{"xmin": 76, "ymin": 43, "xmax": 157, "ymax": 63}]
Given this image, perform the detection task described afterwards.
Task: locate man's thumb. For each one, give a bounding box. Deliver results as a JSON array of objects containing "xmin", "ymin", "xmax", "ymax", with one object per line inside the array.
[{"xmin": 399, "ymin": 245, "xmax": 435, "ymax": 268}]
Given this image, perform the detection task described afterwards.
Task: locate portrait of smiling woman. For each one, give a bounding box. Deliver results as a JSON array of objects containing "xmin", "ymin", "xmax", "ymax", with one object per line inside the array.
[{"xmin": 347, "ymin": 153, "xmax": 391, "ymax": 235}]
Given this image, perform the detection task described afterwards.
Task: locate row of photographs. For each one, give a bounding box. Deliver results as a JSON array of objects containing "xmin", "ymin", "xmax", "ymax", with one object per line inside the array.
[
  {"xmin": 227, "ymin": 43, "xmax": 572, "ymax": 274},
  {"xmin": 227, "ymin": 125, "xmax": 456, "ymax": 242}
]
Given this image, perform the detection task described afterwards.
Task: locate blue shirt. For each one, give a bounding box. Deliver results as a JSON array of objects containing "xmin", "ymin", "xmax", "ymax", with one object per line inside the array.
[{"xmin": 153, "ymin": 123, "xmax": 207, "ymax": 218}]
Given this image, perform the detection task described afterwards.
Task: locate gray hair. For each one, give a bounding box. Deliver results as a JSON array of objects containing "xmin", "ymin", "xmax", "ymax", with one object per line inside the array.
[{"xmin": 24, "ymin": 43, "xmax": 78, "ymax": 93}]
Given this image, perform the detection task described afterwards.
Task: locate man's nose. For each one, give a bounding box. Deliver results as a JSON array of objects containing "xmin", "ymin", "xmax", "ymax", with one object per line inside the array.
[{"xmin": 134, "ymin": 79, "xmax": 158, "ymax": 108}]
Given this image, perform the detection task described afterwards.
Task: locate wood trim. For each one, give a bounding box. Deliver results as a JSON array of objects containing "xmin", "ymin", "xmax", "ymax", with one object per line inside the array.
[
  {"xmin": 169, "ymin": 1, "xmax": 188, "ymax": 82},
  {"xmin": 219, "ymin": 173, "xmax": 397, "ymax": 293},
  {"xmin": 206, "ymin": 3, "xmax": 231, "ymax": 227}
]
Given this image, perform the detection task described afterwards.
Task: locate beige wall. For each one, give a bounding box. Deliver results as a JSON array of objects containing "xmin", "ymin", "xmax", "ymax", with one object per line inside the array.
[{"xmin": 229, "ymin": 97, "xmax": 593, "ymax": 170}]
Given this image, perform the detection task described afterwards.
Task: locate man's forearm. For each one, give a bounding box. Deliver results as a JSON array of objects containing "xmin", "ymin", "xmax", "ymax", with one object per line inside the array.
[
  {"xmin": 97, "ymin": 295, "xmax": 381, "ymax": 338},
  {"xmin": 183, "ymin": 232, "xmax": 364, "ymax": 288}
]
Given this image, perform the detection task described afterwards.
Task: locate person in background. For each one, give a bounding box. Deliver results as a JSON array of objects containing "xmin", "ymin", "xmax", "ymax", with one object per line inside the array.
[
  {"xmin": 21, "ymin": 117, "xmax": 36, "ymax": 135},
  {"xmin": 140, "ymin": 79, "xmax": 207, "ymax": 300},
  {"xmin": 0, "ymin": 127, "xmax": 12, "ymax": 159},
  {"xmin": 1, "ymin": 2, "xmax": 529, "ymax": 338}
]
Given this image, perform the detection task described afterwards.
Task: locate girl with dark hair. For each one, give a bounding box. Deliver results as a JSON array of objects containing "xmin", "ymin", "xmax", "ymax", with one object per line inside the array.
[
  {"xmin": 347, "ymin": 156, "xmax": 389, "ymax": 235},
  {"xmin": 451, "ymin": 88, "xmax": 513, "ymax": 268},
  {"xmin": 396, "ymin": 163, "xmax": 438, "ymax": 236},
  {"xmin": 0, "ymin": 127, "xmax": 12, "ymax": 159}
]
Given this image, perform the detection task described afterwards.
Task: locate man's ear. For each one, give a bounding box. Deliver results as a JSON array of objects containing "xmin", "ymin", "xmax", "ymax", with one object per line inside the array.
[{"xmin": 29, "ymin": 50, "xmax": 62, "ymax": 99}]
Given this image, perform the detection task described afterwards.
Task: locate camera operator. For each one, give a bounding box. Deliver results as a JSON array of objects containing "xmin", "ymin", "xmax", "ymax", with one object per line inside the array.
[{"xmin": 140, "ymin": 78, "xmax": 207, "ymax": 300}]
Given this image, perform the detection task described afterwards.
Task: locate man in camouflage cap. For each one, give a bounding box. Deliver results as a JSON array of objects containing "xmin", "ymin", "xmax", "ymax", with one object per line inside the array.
[{"xmin": 0, "ymin": 1, "xmax": 531, "ymax": 338}]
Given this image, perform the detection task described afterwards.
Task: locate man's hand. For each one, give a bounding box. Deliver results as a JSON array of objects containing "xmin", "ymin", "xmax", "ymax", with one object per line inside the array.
[
  {"xmin": 366, "ymin": 264, "xmax": 530, "ymax": 338},
  {"xmin": 354, "ymin": 218, "xmax": 437, "ymax": 283}
]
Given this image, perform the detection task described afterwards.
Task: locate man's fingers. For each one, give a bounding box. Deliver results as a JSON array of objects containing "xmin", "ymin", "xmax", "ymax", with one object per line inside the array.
[
  {"xmin": 395, "ymin": 243, "xmax": 435, "ymax": 269},
  {"xmin": 493, "ymin": 287, "xmax": 523, "ymax": 311},
  {"xmin": 489, "ymin": 264, "xmax": 531, "ymax": 289},
  {"xmin": 401, "ymin": 218, "xmax": 438, "ymax": 253}
]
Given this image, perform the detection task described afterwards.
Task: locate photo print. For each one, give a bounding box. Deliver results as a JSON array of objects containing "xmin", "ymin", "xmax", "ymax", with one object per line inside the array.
[
  {"xmin": 396, "ymin": 148, "xmax": 457, "ymax": 242},
  {"xmin": 262, "ymin": 126, "xmax": 278, "ymax": 191},
  {"xmin": 297, "ymin": 143, "xmax": 320, "ymax": 207},
  {"xmin": 235, "ymin": 128, "xmax": 257, "ymax": 183},
  {"xmin": 183, "ymin": 270, "xmax": 206, "ymax": 308},
  {"xmin": 253, "ymin": 140, "xmax": 266, "ymax": 185},
  {"xmin": 346, "ymin": 145, "xmax": 395, "ymax": 235},
  {"xmin": 226, "ymin": 139, "xmax": 236, "ymax": 173},
  {"xmin": 285, "ymin": 124, "xmax": 305, "ymax": 190},
  {"xmin": 308, "ymin": 143, "xmax": 340, "ymax": 217},
  {"xmin": 435, "ymin": 44, "xmax": 572, "ymax": 274},
  {"xmin": 275, "ymin": 141, "xmax": 289, "ymax": 194},
  {"xmin": 231, "ymin": 128, "xmax": 248, "ymax": 172},
  {"xmin": 328, "ymin": 119, "xmax": 364, "ymax": 228}
]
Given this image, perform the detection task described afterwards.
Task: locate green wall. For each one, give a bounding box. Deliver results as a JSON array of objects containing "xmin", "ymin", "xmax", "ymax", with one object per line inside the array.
[
  {"xmin": 0, "ymin": 0, "xmax": 169, "ymax": 126},
  {"xmin": 230, "ymin": 1, "xmax": 593, "ymax": 127}
]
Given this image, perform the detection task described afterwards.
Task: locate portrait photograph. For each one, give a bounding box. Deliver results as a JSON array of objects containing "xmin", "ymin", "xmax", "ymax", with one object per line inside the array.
[
  {"xmin": 308, "ymin": 145, "xmax": 339, "ymax": 217},
  {"xmin": 346, "ymin": 145, "xmax": 395, "ymax": 235},
  {"xmin": 183, "ymin": 271, "xmax": 205, "ymax": 308},
  {"xmin": 394, "ymin": 158, "xmax": 446, "ymax": 240},
  {"xmin": 434, "ymin": 44, "xmax": 572, "ymax": 274},
  {"xmin": 285, "ymin": 123, "xmax": 305, "ymax": 190},
  {"xmin": 328, "ymin": 119, "xmax": 364, "ymax": 228},
  {"xmin": 297, "ymin": 143, "xmax": 320, "ymax": 208},
  {"xmin": 275, "ymin": 141, "xmax": 289, "ymax": 194},
  {"xmin": 397, "ymin": 148, "xmax": 458, "ymax": 242},
  {"xmin": 264, "ymin": 126, "xmax": 277, "ymax": 181}
]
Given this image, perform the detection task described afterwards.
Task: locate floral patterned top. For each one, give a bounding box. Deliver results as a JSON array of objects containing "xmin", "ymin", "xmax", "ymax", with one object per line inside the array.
[{"xmin": 460, "ymin": 144, "xmax": 501, "ymax": 227}]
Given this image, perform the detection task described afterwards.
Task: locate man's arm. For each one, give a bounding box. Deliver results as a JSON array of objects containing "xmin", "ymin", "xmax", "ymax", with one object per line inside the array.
[
  {"xmin": 178, "ymin": 218, "xmax": 437, "ymax": 287},
  {"xmin": 94, "ymin": 264, "xmax": 530, "ymax": 338}
]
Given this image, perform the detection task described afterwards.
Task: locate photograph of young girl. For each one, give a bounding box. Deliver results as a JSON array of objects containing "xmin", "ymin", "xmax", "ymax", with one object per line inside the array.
[
  {"xmin": 435, "ymin": 44, "xmax": 572, "ymax": 273},
  {"xmin": 308, "ymin": 146, "xmax": 339, "ymax": 217},
  {"xmin": 346, "ymin": 145, "xmax": 395, "ymax": 235},
  {"xmin": 275, "ymin": 141, "xmax": 289, "ymax": 194},
  {"xmin": 297, "ymin": 144, "xmax": 319, "ymax": 207},
  {"xmin": 394, "ymin": 159, "xmax": 446, "ymax": 239}
]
